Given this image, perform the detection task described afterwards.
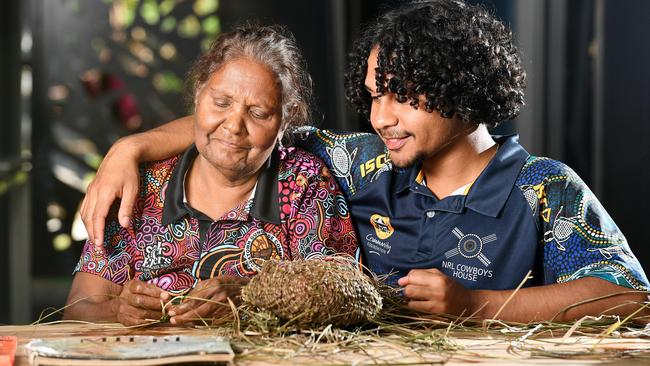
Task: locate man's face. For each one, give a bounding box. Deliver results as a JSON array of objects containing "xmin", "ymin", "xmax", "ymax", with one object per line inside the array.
[
  {"xmin": 364, "ymin": 48, "xmax": 469, "ymax": 168},
  {"xmin": 194, "ymin": 57, "xmax": 283, "ymax": 177}
]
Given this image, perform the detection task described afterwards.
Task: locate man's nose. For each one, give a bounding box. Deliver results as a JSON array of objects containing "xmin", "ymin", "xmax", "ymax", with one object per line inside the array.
[{"xmin": 371, "ymin": 96, "xmax": 398, "ymax": 130}]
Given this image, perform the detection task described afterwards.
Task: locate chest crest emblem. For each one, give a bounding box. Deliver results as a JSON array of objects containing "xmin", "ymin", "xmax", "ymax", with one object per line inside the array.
[{"xmin": 370, "ymin": 214, "xmax": 394, "ymax": 240}]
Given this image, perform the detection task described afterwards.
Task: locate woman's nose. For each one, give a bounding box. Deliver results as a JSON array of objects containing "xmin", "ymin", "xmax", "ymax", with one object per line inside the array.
[{"xmin": 221, "ymin": 109, "xmax": 246, "ymax": 136}]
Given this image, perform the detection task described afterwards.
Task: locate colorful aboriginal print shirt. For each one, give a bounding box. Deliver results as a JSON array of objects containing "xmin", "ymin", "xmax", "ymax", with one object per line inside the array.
[
  {"xmin": 74, "ymin": 145, "xmax": 359, "ymax": 294},
  {"xmin": 293, "ymin": 128, "xmax": 649, "ymax": 290}
]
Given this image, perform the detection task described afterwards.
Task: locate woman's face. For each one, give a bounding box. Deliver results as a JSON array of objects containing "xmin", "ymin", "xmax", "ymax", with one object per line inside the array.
[{"xmin": 194, "ymin": 57, "xmax": 283, "ymax": 178}]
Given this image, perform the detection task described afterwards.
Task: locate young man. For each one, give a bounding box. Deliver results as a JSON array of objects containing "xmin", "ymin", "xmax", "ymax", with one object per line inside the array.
[{"xmin": 82, "ymin": 0, "xmax": 648, "ymax": 322}]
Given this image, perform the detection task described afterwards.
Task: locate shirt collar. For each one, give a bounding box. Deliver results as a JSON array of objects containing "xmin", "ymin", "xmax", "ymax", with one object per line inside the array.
[
  {"xmin": 395, "ymin": 164, "xmax": 421, "ymax": 195},
  {"xmin": 464, "ymin": 135, "xmax": 529, "ymax": 217},
  {"xmin": 414, "ymin": 169, "xmax": 472, "ymax": 195},
  {"xmin": 162, "ymin": 145, "xmax": 281, "ymax": 226},
  {"xmin": 393, "ymin": 135, "xmax": 530, "ymax": 217}
]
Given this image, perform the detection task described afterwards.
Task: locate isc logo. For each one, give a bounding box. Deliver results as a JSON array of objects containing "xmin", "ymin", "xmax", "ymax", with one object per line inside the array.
[{"xmin": 359, "ymin": 154, "xmax": 388, "ymax": 177}]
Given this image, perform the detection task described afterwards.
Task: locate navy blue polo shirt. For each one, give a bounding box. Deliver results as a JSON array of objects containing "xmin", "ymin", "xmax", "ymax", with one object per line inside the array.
[{"xmin": 295, "ymin": 127, "xmax": 649, "ymax": 291}]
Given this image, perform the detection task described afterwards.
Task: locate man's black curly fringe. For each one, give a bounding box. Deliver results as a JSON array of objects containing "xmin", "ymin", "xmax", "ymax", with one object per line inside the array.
[{"xmin": 345, "ymin": 0, "xmax": 526, "ymax": 128}]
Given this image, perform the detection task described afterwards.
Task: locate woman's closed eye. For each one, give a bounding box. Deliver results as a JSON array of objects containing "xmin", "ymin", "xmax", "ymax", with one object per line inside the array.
[
  {"xmin": 249, "ymin": 108, "xmax": 270, "ymax": 120},
  {"xmin": 213, "ymin": 98, "xmax": 230, "ymax": 108}
]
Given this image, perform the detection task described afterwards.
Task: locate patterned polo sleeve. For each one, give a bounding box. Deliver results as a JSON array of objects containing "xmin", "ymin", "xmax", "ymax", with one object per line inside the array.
[
  {"xmin": 293, "ymin": 126, "xmax": 389, "ymax": 200},
  {"xmin": 523, "ymin": 157, "xmax": 649, "ymax": 290},
  {"xmin": 281, "ymin": 148, "xmax": 360, "ymax": 260},
  {"xmin": 73, "ymin": 204, "xmax": 136, "ymax": 285}
]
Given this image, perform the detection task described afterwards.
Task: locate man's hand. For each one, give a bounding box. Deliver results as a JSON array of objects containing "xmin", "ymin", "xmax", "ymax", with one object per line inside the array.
[
  {"xmin": 399, "ymin": 270, "xmax": 649, "ymax": 323},
  {"xmin": 81, "ymin": 138, "xmax": 141, "ymax": 253},
  {"xmin": 398, "ymin": 268, "xmax": 479, "ymax": 316},
  {"xmin": 116, "ymin": 279, "xmax": 169, "ymax": 326},
  {"xmin": 167, "ymin": 277, "xmax": 249, "ymax": 325}
]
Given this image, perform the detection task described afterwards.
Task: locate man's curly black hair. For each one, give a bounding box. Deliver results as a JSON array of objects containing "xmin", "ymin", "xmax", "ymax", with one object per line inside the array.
[{"xmin": 345, "ymin": 0, "xmax": 526, "ymax": 128}]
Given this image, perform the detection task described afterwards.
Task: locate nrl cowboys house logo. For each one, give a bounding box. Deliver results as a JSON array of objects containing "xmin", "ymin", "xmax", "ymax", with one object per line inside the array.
[
  {"xmin": 444, "ymin": 227, "xmax": 497, "ymax": 266},
  {"xmin": 442, "ymin": 227, "xmax": 497, "ymax": 282}
]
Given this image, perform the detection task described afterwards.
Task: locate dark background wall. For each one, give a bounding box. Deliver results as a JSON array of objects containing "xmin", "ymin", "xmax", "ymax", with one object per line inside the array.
[
  {"xmin": 0, "ymin": 0, "xmax": 22, "ymax": 324},
  {"xmin": 0, "ymin": 0, "xmax": 29, "ymax": 324},
  {"xmin": 600, "ymin": 0, "xmax": 650, "ymax": 271},
  {"xmin": 1, "ymin": 0, "xmax": 648, "ymax": 324}
]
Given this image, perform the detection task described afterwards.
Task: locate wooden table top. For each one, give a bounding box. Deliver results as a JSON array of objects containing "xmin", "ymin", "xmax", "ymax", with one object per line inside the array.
[{"xmin": 2, "ymin": 322, "xmax": 650, "ymax": 365}]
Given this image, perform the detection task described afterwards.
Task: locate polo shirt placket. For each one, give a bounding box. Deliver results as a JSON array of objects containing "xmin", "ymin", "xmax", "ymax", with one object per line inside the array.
[{"xmin": 162, "ymin": 145, "xmax": 288, "ymax": 280}]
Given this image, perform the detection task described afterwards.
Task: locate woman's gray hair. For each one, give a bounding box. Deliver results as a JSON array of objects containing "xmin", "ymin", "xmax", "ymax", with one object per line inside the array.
[{"xmin": 186, "ymin": 23, "xmax": 313, "ymax": 140}]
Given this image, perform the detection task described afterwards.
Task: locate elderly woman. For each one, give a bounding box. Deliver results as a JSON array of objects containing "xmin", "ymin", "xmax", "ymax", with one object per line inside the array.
[{"xmin": 64, "ymin": 24, "xmax": 359, "ymax": 326}]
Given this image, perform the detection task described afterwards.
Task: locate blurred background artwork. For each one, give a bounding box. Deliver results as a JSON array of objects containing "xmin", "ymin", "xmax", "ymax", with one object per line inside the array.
[{"xmin": 0, "ymin": 0, "xmax": 648, "ymax": 324}]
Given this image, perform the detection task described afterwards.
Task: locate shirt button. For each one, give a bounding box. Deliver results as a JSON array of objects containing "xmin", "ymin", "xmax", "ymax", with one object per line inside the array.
[{"xmin": 426, "ymin": 211, "xmax": 436, "ymax": 218}]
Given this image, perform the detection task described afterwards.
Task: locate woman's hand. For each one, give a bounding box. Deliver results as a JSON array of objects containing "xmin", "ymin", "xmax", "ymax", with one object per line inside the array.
[
  {"xmin": 81, "ymin": 137, "xmax": 141, "ymax": 253},
  {"xmin": 116, "ymin": 279, "xmax": 169, "ymax": 326},
  {"xmin": 166, "ymin": 276, "xmax": 249, "ymax": 325}
]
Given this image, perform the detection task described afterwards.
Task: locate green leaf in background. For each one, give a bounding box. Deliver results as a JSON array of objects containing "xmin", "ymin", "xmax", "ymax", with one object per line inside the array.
[
  {"xmin": 15, "ymin": 171, "xmax": 28, "ymax": 185},
  {"xmin": 140, "ymin": 0, "xmax": 160, "ymax": 25},
  {"xmin": 109, "ymin": 0, "xmax": 139, "ymax": 29},
  {"xmin": 153, "ymin": 71, "xmax": 183, "ymax": 93},
  {"xmin": 160, "ymin": 16, "xmax": 177, "ymax": 33},
  {"xmin": 193, "ymin": 0, "xmax": 219, "ymax": 16},
  {"xmin": 84, "ymin": 153, "xmax": 103, "ymax": 170},
  {"xmin": 178, "ymin": 15, "xmax": 201, "ymax": 38},
  {"xmin": 202, "ymin": 15, "xmax": 220, "ymax": 35},
  {"xmin": 159, "ymin": 0, "xmax": 176, "ymax": 15},
  {"xmin": 0, "ymin": 171, "xmax": 29, "ymax": 197}
]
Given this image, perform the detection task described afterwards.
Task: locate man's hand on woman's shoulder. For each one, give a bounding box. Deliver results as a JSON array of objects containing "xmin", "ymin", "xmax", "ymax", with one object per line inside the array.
[{"xmin": 81, "ymin": 137, "xmax": 141, "ymax": 253}]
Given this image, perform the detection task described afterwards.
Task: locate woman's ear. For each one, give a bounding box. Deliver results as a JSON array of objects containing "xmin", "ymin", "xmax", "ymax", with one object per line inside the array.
[
  {"xmin": 194, "ymin": 82, "xmax": 205, "ymax": 107},
  {"xmin": 277, "ymin": 123, "xmax": 288, "ymax": 146},
  {"xmin": 280, "ymin": 104, "xmax": 300, "ymax": 138}
]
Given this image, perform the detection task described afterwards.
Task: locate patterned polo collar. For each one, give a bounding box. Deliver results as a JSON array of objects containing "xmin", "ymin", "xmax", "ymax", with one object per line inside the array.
[{"xmin": 162, "ymin": 144, "xmax": 281, "ymax": 225}]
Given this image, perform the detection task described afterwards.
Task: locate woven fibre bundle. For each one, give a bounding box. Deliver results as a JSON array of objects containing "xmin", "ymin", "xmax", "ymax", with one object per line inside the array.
[{"xmin": 241, "ymin": 259, "xmax": 382, "ymax": 327}]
